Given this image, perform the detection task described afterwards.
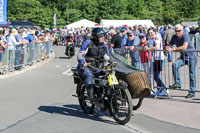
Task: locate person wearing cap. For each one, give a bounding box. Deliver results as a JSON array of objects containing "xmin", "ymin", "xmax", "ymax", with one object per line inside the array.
[
  {"xmin": 131, "ymin": 33, "xmax": 152, "ymax": 87},
  {"xmin": 120, "ymin": 26, "xmax": 128, "ymax": 54},
  {"xmin": 25, "ymin": 30, "xmax": 34, "ymax": 43},
  {"xmin": 124, "ymin": 30, "xmax": 141, "ymax": 69},
  {"xmin": 108, "ymin": 29, "xmax": 121, "ymax": 48}
]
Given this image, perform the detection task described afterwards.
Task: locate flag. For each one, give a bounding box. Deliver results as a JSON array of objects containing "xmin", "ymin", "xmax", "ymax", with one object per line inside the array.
[
  {"xmin": 53, "ymin": 14, "xmax": 56, "ymax": 29},
  {"xmin": 0, "ymin": 0, "xmax": 7, "ymax": 24}
]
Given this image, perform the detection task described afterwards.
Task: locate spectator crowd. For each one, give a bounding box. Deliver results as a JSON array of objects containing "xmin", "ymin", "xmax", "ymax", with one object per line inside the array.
[{"xmin": 1, "ymin": 21, "xmax": 200, "ymax": 98}]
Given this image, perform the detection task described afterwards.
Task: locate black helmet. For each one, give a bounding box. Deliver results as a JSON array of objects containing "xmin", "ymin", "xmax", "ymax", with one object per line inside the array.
[{"xmin": 91, "ymin": 27, "xmax": 107, "ymax": 40}]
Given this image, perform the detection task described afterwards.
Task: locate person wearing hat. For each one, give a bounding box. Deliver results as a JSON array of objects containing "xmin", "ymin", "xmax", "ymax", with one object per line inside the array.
[
  {"xmin": 120, "ymin": 26, "xmax": 128, "ymax": 54},
  {"xmin": 7, "ymin": 28, "xmax": 24, "ymax": 71},
  {"xmin": 108, "ymin": 29, "xmax": 121, "ymax": 48},
  {"xmin": 132, "ymin": 33, "xmax": 152, "ymax": 88},
  {"xmin": 124, "ymin": 30, "xmax": 141, "ymax": 69},
  {"xmin": 26, "ymin": 30, "xmax": 34, "ymax": 43}
]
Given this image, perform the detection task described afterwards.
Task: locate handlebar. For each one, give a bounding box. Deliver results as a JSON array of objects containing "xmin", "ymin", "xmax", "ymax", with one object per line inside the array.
[{"xmin": 87, "ymin": 61, "xmax": 117, "ymax": 71}]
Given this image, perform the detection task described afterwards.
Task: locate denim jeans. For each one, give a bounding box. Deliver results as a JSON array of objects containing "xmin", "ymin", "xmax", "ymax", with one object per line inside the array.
[
  {"xmin": 153, "ymin": 60, "xmax": 166, "ymax": 90},
  {"xmin": 168, "ymin": 52, "xmax": 172, "ymax": 61},
  {"xmin": 78, "ymin": 67, "xmax": 104, "ymax": 88},
  {"xmin": 79, "ymin": 67, "xmax": 94, "ymax": 88},
  {"xmin": 172, "ymin": 57, "xmax": 197, "ymax": 95}
]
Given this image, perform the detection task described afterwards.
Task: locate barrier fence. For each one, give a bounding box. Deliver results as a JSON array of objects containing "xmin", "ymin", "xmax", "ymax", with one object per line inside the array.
[
  {"xmin": 0, "ymin": 41, "xmax": 53, "ymax": 73},
  {"xmin": 114, "ymin": 33, "xmax": 200, "ymax": 93}
]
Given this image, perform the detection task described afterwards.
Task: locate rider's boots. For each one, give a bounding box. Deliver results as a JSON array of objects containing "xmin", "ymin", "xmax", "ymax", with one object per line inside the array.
[{"xmin": 87, "ymin": 85, "xmax": 94, "ymax": 102}]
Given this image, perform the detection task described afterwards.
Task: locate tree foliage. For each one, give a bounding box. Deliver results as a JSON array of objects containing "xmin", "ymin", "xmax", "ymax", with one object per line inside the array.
[{"xmin": 7, "ymin": 0, "xmax": 200, "ymax": 28}]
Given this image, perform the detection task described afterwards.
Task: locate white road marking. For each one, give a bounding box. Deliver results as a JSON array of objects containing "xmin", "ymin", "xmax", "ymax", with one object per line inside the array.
[
  {"xmin": 66, "ymin": 65, "xmax": 70, "ymax": 68},
  {"xmin": 67, "ymin": 73, "xmax": 73, "ymax": 76},
  {"xmin": 62, "ymin": 68, "xmax": 72, "ymax": 75},
  {"xmin": 56, "ymin": 65, "xmax": 61, "ymax": 68}
]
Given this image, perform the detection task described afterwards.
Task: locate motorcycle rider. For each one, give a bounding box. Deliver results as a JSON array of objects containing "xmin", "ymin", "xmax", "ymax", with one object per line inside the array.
[
  {"xmin": 77, "ymin": 27, "xmax": 110, "ymax": 102},
  {"xmin": 65, "ymin": 31, "xmax": 75, "ymax": 56}
]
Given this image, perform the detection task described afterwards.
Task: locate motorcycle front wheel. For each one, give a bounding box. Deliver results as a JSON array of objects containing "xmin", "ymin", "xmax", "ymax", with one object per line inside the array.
[
  {"xmin": 68, "ymin": 48, "xmax": 71, "ymax": 59},
  {"xmin": 110, "ymin": 80, "xmax": 133, "ymax": 125},
  {"xmin": 77, "ymin": 83, "xmax": 95, "ymax": 114}
]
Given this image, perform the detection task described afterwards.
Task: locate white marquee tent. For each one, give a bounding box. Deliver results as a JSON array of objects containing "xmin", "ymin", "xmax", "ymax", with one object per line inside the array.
[
  {"xmin": 65, "ymin": 19, "xmax": 97, "ymax": 29},
  {"xmin": 100, "ymin": 19, "xmax": 155, "ymax": 28}
]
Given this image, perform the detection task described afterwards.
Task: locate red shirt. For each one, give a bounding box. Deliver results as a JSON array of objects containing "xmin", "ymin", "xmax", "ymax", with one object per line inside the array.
[{"xmin": 139, "ymin": 41, "xmax": 151, "ymax": 63}]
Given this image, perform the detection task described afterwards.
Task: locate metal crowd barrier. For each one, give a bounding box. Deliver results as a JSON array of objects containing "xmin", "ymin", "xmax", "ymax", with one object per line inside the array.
[
  {"xmin": 157, "ymin": 50, "xmax": 200, "ymax": 92},
  {"xmin": 0, "ymin": 41, "xmax": 53, "ymax": 73},
  {"xmin": 114, "ymin": 47, "xmax": 200, "ymax": 93}
]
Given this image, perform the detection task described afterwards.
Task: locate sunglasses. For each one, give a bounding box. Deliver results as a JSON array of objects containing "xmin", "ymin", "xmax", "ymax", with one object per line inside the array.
[
  {"xmin": 127, "ymin": 35, "xmax": 132, "ymax": 37},
  {"xmin": 175, "ymin": 30, "xmax": 182, "ymax": 33},
  {"xmin": 98, "ymin": 35, "xmax": 105, "ymax": 38},
  {"xmin": 139, "ymin": 36, "xmax": 145, "ymax": 39}
]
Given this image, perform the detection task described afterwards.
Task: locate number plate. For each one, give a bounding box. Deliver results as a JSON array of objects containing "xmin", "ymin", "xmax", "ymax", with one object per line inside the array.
[{"xmin": 108, "ymin": 73, "xmax": 119, "ymax": 86}]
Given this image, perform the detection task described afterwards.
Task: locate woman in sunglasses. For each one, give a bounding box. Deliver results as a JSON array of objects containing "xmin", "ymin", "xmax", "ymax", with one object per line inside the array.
[
  {"xmin": 131, "ymin": 33, "xmax": 152, "ymax": 88},
  {"xmin": 146, "ymin": 27, "xmax": 168, "ymax": 97}
]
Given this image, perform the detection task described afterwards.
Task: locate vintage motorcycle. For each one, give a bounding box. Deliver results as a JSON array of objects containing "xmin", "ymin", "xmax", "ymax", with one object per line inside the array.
[{"xmin": 71, "ymin": 62, "xmax": 133, "ymax": 125}]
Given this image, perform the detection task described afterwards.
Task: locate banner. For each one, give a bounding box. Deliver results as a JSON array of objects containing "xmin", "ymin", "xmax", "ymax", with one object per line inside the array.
[
  {"xmin": 0, "ymin": 0, "xmax": 7, "ymax": 25},
  {"xmin": 53, "ymin": 13, "xmax": 56, "ymax": 29}
]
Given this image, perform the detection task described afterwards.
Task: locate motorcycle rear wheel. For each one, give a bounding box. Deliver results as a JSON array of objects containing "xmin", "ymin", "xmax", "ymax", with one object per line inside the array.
[
  {"xmin": 77, "ymin": 83, "xmax": 95, "ymax": 114},
  {"xmin": 110, "ymin": 80, "xmax": 133, "ymax": 125}
]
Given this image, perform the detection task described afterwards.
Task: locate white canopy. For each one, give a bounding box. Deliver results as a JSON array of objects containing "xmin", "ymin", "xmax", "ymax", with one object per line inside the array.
[
  {"xmin": 65, "ymin": 19, "xmax": 97, "ymax": 29},
  {"xmin": 100, "ymin": 19, "xmax": 155, "ymax": 28}
]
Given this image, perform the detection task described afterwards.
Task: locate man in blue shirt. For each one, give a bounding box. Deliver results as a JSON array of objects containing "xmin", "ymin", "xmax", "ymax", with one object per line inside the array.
[
  {"xmin": 120, "ymin": 26, "xmax": 128, "ymax": 54},
  {"xmin": 25, "ymin": 30, "xmax": 34, "ymax": 43},
  {"xmin": 166, "ymin": 24, "xmax": 197, "ymax": 98},
  {"xmin": 124, "ymin": 30, "xmax": 141, "ymax": 69}
]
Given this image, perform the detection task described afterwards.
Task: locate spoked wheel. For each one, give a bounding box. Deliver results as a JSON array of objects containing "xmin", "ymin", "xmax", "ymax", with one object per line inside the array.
[
  {"xmin": 77, "ymin": 83, "xmax": 95, "ymax": 114},
  {"xmin": 132, "ymin": 98, "xmax": 143, "ymax": 110},
  {"xmin": 110, "ymin": 80, "xmax": 133, "ymax": 125}
]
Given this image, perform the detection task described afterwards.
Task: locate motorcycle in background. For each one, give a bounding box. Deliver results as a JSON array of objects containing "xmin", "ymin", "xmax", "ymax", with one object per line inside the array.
[{"xmin": 65, "ymin": 37, "xmax": 75, "ymax": 59}]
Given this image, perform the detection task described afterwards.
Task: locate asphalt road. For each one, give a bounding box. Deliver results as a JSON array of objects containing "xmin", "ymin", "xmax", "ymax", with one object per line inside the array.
[{"xmin": 0, "ymin": 46, "xmax": 199, "ymax": 133}]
